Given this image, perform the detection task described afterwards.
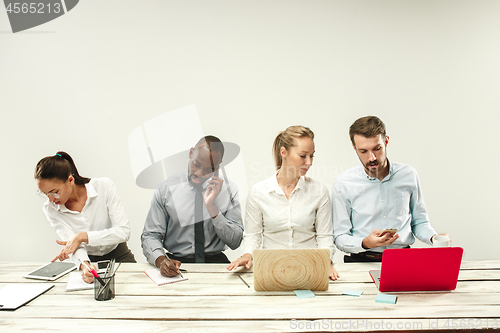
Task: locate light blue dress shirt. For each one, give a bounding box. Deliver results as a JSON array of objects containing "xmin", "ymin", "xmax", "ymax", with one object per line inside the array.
[
  {"xmin": 332, "ymin": 160, "xmax": 436, "ymax": 254},
  {"xmin": 141, "ymin": 171, "xmax": 243, "ymax": 265}
]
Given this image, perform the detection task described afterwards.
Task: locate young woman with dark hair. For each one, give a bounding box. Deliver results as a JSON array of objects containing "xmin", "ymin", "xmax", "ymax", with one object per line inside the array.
[{"xmin": 35, "ymin": 152, "xmax": 135, "ymax": 283}]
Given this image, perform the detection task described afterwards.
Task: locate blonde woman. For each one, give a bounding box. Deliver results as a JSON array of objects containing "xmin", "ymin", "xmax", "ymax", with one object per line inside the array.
[{"xmin": 227, "ymin": 126, "xmax": 339, "ymax": 280}]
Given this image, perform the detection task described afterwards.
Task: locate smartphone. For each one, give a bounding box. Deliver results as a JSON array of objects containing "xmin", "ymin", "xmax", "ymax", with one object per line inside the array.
[
  {"xmin": 97, "ymin": 260, "xmax": 110, "ymax": 270},
  {"xmin": 94, "ymin": 260, "xmax": 110, "ymax": 274},
  {"xmin": 379, "ymin": 228, "xmax": 397, "ymax": 237},
  {"xmin": 203, "ymin": 168, "xmax": 219, "ymax": 190}
]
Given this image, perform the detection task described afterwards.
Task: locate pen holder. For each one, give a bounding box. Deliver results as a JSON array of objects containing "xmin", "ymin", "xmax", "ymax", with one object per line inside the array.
[{"xmin": 94, "ymin": 273, "xmax": 115, "ymax": 301}]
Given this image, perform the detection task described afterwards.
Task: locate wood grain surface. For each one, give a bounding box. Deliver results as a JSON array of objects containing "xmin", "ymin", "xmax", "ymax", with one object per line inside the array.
[
  {"xmin": 253, "ymin": 248, "xmax": 330, "ymax": 291},
  {"xmin": 1, "ymin": 260, "xmax": 499, "ymax": 332}
]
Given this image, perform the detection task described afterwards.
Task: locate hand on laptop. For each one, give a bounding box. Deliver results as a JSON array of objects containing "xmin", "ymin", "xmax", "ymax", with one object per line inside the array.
[
  {"xmin": 362, "ymin": 229, "xmax": 399, "ymax": 249},
  {"xmin": 227, "ymin": 253, "xmax": 253, "ymax": 271}
]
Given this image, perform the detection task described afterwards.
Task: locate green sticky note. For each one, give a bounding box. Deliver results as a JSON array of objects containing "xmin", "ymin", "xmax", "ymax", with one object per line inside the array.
[
  {"xmin": 294, "ymin": 290, "xmax": 315, "ymax": 299},
  {"xmin": 375, "ymin": 293, "xmax": 397, "ymax": 304},
  {"xmin": 342, "ymin": 290, "xmax": 364, "ymax": 297}
]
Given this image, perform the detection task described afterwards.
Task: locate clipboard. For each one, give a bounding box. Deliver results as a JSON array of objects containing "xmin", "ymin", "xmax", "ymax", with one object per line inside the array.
[{"xmin": 0, "ymin": 284, "xmax": 54, "ymax": 310}]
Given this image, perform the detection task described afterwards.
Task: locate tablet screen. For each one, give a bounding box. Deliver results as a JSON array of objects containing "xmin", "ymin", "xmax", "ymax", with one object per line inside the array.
[{"xmin": 24, "ymin": 262, "xmax": 77, "ymax": 281}]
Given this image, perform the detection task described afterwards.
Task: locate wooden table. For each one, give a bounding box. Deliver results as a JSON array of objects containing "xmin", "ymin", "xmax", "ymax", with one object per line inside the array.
[{"xmin": 1, "ymin": 261, "xmax": 499, "ymax": 332}]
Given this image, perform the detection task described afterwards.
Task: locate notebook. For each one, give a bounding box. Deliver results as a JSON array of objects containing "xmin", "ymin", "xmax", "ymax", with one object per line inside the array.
[
  {"xmin": 253, "ymin": 248, "xmax": 330, "ymax": 291},
  {"xmin": 369, "ymin": 247, "xmax": 463, "ymax": 292},
  {"xmin": 65, "ymin": 271, "xmax": 94, "ymax": 292},
  {"xmin": 0, "ymin": 283, "xmax": 54, "ymax": 310},
  {"xmin": 145, "ymin": 268, "xmax": 188, "ymax": 286}
]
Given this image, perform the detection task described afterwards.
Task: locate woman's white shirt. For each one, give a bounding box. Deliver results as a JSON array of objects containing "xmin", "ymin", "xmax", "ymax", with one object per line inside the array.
[
  {"xmin": 242, "ymin": 173, "xmax": 335, "ymax": 261},
  {"xmin": 42, "ymin": 177, "xmax": 131, "ymax": 265}
]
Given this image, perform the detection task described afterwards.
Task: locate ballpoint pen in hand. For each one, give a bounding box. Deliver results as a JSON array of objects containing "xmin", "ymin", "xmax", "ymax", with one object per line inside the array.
[
  {"xmin": 162, "ymin": 248, "xmax": 184, "ymax": 278},
  {"xmin": 79, "ymin": 259, "xmax": 106, "ymax": 287}
]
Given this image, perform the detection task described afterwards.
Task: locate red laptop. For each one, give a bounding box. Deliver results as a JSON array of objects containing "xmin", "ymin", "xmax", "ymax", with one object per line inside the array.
[{"xmin": 369, "ymin": 247, "xmax": 463, "ymax": 292}]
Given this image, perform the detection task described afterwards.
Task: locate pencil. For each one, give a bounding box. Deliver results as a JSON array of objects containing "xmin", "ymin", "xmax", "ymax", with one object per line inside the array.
[
  {"xmin": 161, "ymin": 248, "xmax": 184, "ymax": 278},
  {"xmin": 238, "ymin": 274, "xmax": 250, "ymax": 288}
]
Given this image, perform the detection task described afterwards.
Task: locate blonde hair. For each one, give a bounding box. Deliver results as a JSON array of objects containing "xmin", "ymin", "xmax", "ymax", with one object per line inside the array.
[{"xmin": 272, "ymin": 125, "xmax": 314, "ymax": 170}]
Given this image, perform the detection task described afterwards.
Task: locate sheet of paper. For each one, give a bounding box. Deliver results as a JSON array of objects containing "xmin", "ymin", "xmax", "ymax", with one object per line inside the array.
[
  {"xmin": 342, "ymin": 289, "xmax": 364, "ymax": 297},
  {"xmin": 0, "ymin": 284, "xmax": 54, "ymax": 310},
  {"xmin": 294, "ymin": 290, "xmax": 315, "ymax": 299},
  {"xmin": 65, "ymin": 271, "xmax": 93, "ymax": 292},
  {"xmin": 375, "ymin": 293, "xmax": 397, "ymax": 304},
  {"xmin": 145, "ymin": 268, "xmax": 188, "ymax": 286}
]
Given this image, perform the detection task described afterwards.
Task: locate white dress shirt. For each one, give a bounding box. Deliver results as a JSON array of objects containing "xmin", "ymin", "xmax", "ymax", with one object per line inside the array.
[
  {"xmin": 42, "ymin": 177, "xmax": 131, "ymax": 266},
  {"xmin": 242, "ymin": 173, "xmax": 335, "ymax": 261}
]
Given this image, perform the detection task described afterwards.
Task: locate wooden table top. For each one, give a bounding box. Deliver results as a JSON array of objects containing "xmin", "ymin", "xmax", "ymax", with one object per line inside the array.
[{"xmin": 1, "ymin": 260, "xmax": 499, "ymax": 332}]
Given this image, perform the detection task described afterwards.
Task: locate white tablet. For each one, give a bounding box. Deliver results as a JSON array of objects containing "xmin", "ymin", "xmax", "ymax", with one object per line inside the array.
[{"xmin": 24, "ymin": 262, "xmax": 77, "ymax": 281}]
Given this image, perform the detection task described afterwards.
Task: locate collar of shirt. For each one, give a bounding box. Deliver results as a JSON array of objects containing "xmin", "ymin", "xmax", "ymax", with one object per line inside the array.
[
  {"xmin": 54, "ymin": 181, "xmax": 98, "ymax": 212},
  {"xmin": 359, "ymin": 159, "xmax": 403, "ymax": 182},
  {"xmin": 264, "ymin": 170, "xmax": 306, "ymax": 195}
]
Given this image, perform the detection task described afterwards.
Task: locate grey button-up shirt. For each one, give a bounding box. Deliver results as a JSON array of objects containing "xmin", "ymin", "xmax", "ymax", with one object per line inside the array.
[{"xmin": 141, "ymin": 171, "xmax": 243, "ymax": 264}]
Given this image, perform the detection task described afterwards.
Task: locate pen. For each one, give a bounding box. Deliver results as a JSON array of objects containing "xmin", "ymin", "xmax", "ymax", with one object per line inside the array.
[
  {"xmin": 162, "ymin": 248, "xmax": 184, "ymax": 278},
  {"xmin": 238, "ymin": 274, "xmax": 250, "ymax": 288},
  {"xmin": 97, "ymin": 259, "xmax": 117, "ymax": 299},
  {"xmin": 79, "ymin": 259, "xmax": 106, "ymax": 287},
  {"xmin": 106, "ymin": 259, "xmax": 115, "ymax": 279}
]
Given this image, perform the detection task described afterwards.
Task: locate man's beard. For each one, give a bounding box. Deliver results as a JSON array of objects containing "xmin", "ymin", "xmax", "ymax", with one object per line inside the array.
[{"xmin": 365, "ymin": 160, "xmax": 382, "ymax": 175}]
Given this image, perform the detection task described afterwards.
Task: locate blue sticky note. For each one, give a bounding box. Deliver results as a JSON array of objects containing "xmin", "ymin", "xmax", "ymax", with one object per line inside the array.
[
  {"xmin": 294, "ymin": 290, "xmax": 315, "ymax": 299},
  {"xmin": 342, "ymin": 290, "xmax": 364, "ymax": 297},
  {"xmin": 375, "ymin": 293, "xmax": 397, "ymax": 304}
]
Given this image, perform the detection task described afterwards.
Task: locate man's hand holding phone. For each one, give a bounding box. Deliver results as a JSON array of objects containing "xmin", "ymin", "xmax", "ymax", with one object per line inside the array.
[
  {"xmin": 203, "ymin": 169, "xmax": 223, "ymax": 218},
  {"xmin": 362, "ymin": 228, "xmax": 399, "ymax": 249},
  {"xmin": 379, "ymin": 228, "xmax": 397, "ymax": 237}
]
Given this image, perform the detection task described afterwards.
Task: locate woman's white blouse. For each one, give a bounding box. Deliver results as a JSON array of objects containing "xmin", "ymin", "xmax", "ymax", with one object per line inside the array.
[
  {"xmin": 242, "ymin": 173, "xmax": 335, "ymax": 261},
  {"xmin": 42, "ymin": 177, "xmax": 131, "ymax": 265}
]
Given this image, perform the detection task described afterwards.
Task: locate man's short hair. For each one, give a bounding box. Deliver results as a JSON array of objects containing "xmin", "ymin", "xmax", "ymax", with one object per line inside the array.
[
  {"xmin": 195, "ymin": 135, "xmax": 225, "ymax": 159},
  {"xmin": 349, "ymin": 116, "xmax": 387, "ymax": 146}
]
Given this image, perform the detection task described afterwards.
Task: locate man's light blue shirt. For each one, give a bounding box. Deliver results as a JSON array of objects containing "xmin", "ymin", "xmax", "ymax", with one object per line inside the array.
[{"xmin": 332, "ymin": 160, "xmax": 436, "ymax": 253}]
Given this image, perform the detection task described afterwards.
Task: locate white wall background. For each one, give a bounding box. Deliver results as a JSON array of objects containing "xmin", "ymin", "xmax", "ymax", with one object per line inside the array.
[{"xmin": 1, "ymin": 0, "xmax": 498, "ymax": 263}]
